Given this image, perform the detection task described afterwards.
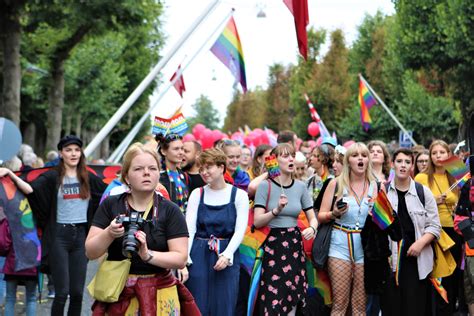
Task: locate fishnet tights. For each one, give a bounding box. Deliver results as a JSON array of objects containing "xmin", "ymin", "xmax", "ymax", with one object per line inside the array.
[{"xmin": 328, "ymin": 257, "xmax": 366, "ymax": 316}]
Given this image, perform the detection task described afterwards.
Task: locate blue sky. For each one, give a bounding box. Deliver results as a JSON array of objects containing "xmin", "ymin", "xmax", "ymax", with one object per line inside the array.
[{"xmin": 151, "ymin": 0, "xmax": 395, "ymax": 126}]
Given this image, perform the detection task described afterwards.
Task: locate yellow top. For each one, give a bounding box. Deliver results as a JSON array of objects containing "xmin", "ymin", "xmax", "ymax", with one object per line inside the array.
[{"xmin": 415, "ymin": 173, "xmax": 458, "ymax": 227}]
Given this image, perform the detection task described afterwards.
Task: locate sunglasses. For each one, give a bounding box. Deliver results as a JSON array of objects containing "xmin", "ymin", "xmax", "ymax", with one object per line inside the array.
[{"xmin": 156, "ymin": 133, "xmax": 182, "ymax": 143}]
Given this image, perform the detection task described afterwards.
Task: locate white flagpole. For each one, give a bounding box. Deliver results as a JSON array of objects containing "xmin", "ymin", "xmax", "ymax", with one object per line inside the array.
[
  {"xmin": 108, "ymin": 9, "xmax": 236, "ymax": 163},
  {"xmin": 359, "ymin": 74, "xmax": 418, "ymax": 146},
  {"xmin": 84, "ymin": 0, "xmax": 220, "ymax": 157}
]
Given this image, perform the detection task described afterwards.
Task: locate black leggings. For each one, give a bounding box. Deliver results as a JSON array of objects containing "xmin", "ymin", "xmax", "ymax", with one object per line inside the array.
[{"xmin": 49, "ymin": 224, "xmax": 88, "ymax": 316}]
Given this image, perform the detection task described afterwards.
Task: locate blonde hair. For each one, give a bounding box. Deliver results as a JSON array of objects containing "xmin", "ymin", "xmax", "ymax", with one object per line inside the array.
[
  {"xmin": 121, "ymin": 142, "xmax": 161, "ymax": 184},
  {"xmin": 336, "ymin": 142, "xmax": 375, "ymax": 197}
]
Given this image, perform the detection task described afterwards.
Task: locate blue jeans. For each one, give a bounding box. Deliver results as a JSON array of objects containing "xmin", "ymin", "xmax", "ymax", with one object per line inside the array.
[
  {"xmin": 5, "ymin": 279, "xmax": 37, "ymax": 316},
  {"xmin": 0, "ymin": 256, "xmax": 5, "ymax": 305},
  {"xmin": 50, "ymin": 224, "xmax": 88, "ymax": 316}
]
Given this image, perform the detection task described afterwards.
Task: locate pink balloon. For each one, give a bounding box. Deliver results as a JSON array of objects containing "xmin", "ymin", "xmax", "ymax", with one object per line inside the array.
[
  {"xmin": 295, "ymin": 138, "xmax": 303, "ymax": 150},
  {"xmin": 316, "ymin": 137, "xmax": 323, "ymax": 146},
  {"xmin": 343, "ymin": 140, "xmax": 355, "ymax": 148},
  {"xmin": 307, "ymin": 140, "xmax": 317, "ymax": 149},
  {"xmin": 259, "ymin": 133, "xmax": 269, "ymax": 145},
  {"xmin": 211, "ymin": 130, "xmax": 223, "ymax": 142},
  {"xmin": 307, "ymin": 122, "xmax": 320, "ymax": 137},
  {"xmin": 183, "ymin": 134, "xmax": 196, "ymax": 142},
  {"xmin": 192, "ymin": 124, "xmax": 206, "ymax": 139},
  {"xmin": 244, "ymin": 136, "xmax": 254, "ymax": 147}
]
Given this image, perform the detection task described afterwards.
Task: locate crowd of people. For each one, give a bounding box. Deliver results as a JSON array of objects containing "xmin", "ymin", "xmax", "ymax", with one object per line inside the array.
[{"xmin": 0, "ymin": 129, "xmax": 473, "ymax": 316}]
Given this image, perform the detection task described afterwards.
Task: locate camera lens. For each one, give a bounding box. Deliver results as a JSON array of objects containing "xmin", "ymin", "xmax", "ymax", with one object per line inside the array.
[{"xmin": 122, "ymin": 223, "xmax": 140, "ymax": 258}]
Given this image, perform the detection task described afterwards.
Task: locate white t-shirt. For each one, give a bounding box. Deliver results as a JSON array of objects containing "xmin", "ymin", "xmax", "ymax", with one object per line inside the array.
[{"xmin": 185, "ymin": 184, "xmax": 249, "ymax": 265}]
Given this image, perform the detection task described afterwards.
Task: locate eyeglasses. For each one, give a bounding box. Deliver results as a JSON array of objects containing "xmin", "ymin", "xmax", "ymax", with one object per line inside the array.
[
  {"xmin": 417, "ymin": 159, "xmax": 429, "ymax": 164},
  {"xmin": 222, "ymin": 139, "xmax": 239, "ymax": 146}
]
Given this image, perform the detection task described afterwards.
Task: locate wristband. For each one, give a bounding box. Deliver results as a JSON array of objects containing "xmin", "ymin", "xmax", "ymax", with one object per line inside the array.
[
  {"xmin": 310, "ymin": 226, "xmax": 316, "ymax": 234},
  {"xmin": 144, "ymin": 250, "xmax": 154, "ymax": 263},
  {"xmin": 271, "ymin": 209, "xmax": 278, "ymax": 216}
]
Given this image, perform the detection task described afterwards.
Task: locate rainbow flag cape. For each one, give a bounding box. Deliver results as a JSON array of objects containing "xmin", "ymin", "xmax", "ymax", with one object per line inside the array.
[
  {"xmin": 152, "ymin": 112, "xmax": 188, "ymax": 136},
  {"xmin": 440, "ymin": 156, "xmax": 471, "ymax": 187},
  {"xmin": 358, "ymin": 78, "xmax": 377, "ymax": 131},
  {"xmin": 430, "ymin": 278, "xmax": 448, "ymax": 303},
  {"xmin": 264, "ymin": 155, "xmax": 281, "ymax": 178},
  {"xmin": 370, "ymin": 189, "xmax": 395, "ymax": 230},
  {"xmin": 210, "ymin": 16, "xmax": 247, "ymax": 93}
]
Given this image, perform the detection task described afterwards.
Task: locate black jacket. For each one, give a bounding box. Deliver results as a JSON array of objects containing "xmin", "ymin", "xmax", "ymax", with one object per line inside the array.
[{"xmin": 27, "ymin": 168, "xmax": 106, "ymax": 273}]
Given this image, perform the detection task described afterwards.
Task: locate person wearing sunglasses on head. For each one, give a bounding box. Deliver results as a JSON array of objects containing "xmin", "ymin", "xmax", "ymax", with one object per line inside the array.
[{"xmin": 156, "ymin": 133, "xmax": 190, "ymax": 214}]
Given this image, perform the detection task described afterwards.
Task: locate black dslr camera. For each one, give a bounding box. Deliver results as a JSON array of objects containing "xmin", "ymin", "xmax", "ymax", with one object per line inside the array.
[
  {"xmin": 459, "ymin": 218, "xmax": 474, "ymax": 249},
  {"xmin": 116, "ymin": 211, "xmax": 146, "ymax": 258}
]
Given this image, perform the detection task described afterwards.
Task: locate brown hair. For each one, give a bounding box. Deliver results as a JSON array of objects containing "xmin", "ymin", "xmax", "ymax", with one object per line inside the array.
[
  {"xmin": 314, "ymin": 144, "xmax": 335, "ymax": 168},
  {"xmin": 367, "ymin": 140, "xmax": 391, "ymax": 178},
  {"xmin": 121, "ymin": 142, "xmax": 161, "ymax": 184},
  {"xmin": 270, "ymin": 143, "xmax": 296, "ymax": 158},
  {"xmin": 251, "ymin": 144, "xmax": 273, "ymax": 178},
  {"xmin": 392, "ymin": 148, "xmax": 414, "ymax": 163},
  {"xmin": 414, "ymin": 150, "xmax": 429, "ymax": 176},
  {"xmin": 58, "ymin": 149, "xmax": 90, "ymax": 200},
  {"xmin": 198, "ymin": 148, "xmax": 227, "ymax": 174},
  {"xmin": 426, "ymin": 140, "xmax": 456, "ymax": 191}
]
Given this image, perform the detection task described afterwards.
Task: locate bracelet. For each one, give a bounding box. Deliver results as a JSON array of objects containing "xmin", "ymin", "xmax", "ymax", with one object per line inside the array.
[
  {"xmin": 271, "ymin": 209, "xmax": 278, "ymax": 216},
  {"xmin": 144, "ymin": 250, "xmax": 154, "ymax": 263},
  {"xmin": 310, "ymin": 226, "xmax": 316, "ymax": 234}
]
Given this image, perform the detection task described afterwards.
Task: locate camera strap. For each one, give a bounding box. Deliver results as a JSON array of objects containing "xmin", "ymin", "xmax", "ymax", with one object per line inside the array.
[{"xmin": 124, "ymin": 193, "xmax": 159, "ymax": 221}]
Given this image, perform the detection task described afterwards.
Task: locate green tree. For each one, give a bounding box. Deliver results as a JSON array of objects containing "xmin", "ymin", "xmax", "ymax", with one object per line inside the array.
[
  {"xmin": 223, "ymin": 87, "xmax": 267, "ymax": 132},
  {"xmin": 265, "ymin": 63, "xmax": 292, "ymax": 131},
  {"xmin": 188, "ymin": 95, "xmax": 220, "ymax": 130}
]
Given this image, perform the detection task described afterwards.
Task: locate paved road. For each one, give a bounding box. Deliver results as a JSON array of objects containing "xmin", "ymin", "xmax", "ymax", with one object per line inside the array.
[{"xmin": 6, "ymin": 259, "xmax": 99, "ymax": 316}]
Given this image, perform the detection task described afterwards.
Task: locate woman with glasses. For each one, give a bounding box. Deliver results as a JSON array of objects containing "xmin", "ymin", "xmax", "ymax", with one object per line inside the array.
[
  {"xmin": 414, "ymin": 150, "xmax": 429, "ymax": 177},
  {"xmin": 253, "ymin": 143, "xmax": 317, "ymax": 315},
  {"xmin": 415, "ymin": 140, "xmax": 462, "ymax": 315},
  {"xmin": 217, "ymin": 140, "xmax": 251, "ymax": 191},
  {"xmin": 184, "ymin": 148, "xmax": 249, "ymax": 315},
  {"xmin": 155, "ymin": 133, "xmax": 189, "ymax": 213},
  {"xmin": 240, "ymin": 145, "xmax": 252, "ymax": 173},
  {"xmin": 368, "ymin": 140, "xmax": 391, "ymax": 183}
]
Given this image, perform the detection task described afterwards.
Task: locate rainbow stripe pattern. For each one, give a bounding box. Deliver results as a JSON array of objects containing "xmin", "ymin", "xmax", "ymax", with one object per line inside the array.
[
  {"xmin": 358, "ymin": 78, "xmax": 377, "ymax": 131},
  {"xmin": 210, "ymin": 16, "xmax": 247, "ymax": 93},
  {"xmin": 430, "ymin": 278, "xmax": 449, "ymax": 303},
  {"xmin": 395, "ymin": 239, "xmax": 404, "ymax": 286},
  {"xmin": 152, "ymin": 112, "xmax": 188, "ymax": 136},
  {"xmin": 371, "ymin": 189, "xmax": 395, "ymax": 230},
  {"xmin": 440, "ymin": 156, "xmax": 471, "ymax": 187},
  {"xmin": 264, "ymin": 155, "xmax": 281, "ymax": 178}
]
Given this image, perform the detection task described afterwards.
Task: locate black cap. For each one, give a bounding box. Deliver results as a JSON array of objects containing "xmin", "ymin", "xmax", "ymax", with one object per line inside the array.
[{"xmin": 57, "ymin": 135, "xmax": 83, "ymax": 150}]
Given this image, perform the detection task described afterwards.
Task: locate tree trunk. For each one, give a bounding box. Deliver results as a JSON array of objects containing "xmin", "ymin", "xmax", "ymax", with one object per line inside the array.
[
  {"xmin": 75, "ymin": 112, "xmax": 82, "ymax": 137},
  {"xmin": 100, "ymin": 135, "xmax": 110, "ymax": 160},
  {"xmin": 64, "ymin": 110, "xmax": 72, "ymax": 135},
  {"xmin": 0, "ymin": 2, "xmax": 22, "ymax": 126},
  {"xmin": 45, "ymin": 60, "xmax": 65, "ymax": 151},
  {"xmin": 23, "ymin": 121, "xmax": 36, "ymax": 150}
]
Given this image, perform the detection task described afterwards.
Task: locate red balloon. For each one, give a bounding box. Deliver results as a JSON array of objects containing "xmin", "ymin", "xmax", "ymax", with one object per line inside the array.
[
  {"xmin": 211, "ymin": 130, "xmax": 223, "ymax": 142},
  {"xmin": 343, "ymin": 140, "xmax": 355, "ymax": 148},
  {"xmin": 307, "ymin": 122, "xmax": 320, "ymax": 137},
  {"xmin": 192, "ymin": 123, "xmax": 206, "ymax": 139}
]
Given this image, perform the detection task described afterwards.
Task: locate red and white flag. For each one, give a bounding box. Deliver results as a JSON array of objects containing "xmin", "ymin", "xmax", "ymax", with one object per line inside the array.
[
  {"xmin": 283, "ymin": 0, "xmax": 309, "ymax": 60},
  {"xmin": 170, "ymin": 65, "xmax": 186, "ymax": 98}
]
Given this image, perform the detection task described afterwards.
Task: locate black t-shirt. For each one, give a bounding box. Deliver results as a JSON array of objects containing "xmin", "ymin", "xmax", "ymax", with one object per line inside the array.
[
  {"xmin": 187, "ymin": 172, "xmax": 206, "ymax": 194},
  {"xmin": 396, "ymin": 189, "xmax": 416, "ymax": 250},
  {"xmin": 92, "ymin": 193, "xmax": 188, "ymax": 275}
]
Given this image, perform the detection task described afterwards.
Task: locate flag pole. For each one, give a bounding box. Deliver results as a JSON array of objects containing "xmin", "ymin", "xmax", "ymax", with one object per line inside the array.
[
  {"xmin": 304, "ymin": 93, "xmax": 330, "ymax": 137},
  {"xmin": 359, "ymin": 74, "xmax": 418, "ymax": 146},
  {"xmin": 108, "ymin": 9, "xmax": 236, "ymax": 163},
  {"xmin": 84, "ymin": 0, "xmax": 220, "ymax": 157}
]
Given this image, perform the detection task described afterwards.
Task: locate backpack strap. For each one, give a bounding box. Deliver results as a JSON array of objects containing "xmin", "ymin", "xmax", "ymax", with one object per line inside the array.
[{"xmin": 414, "ymin": 181, "xmax": 425, "ymax": 208}]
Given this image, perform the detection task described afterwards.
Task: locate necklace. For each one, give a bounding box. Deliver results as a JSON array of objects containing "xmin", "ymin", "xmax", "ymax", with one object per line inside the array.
[{"xmin": 349, "ymin": 179, "xmax": 367, "ymax": 206}]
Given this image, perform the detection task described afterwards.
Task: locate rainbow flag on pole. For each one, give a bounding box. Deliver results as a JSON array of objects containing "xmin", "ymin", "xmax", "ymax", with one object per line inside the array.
[
  {"xmin": 211, "ymin": 16, "xmax": 247, "ymax": 93},
  {"xmin": 358, "ymin": 78, "xmax": 377, "ymax": 131},
  {"xmin": 440, "ymin": 156, "xmax": 471, "ymax": 187},
  {"xmin": 152, "ymin": 112, "xmax": 188, "ymax": 136},
  {"xmin": 370, "ymin": 189, "xmax": 395, "ymax": 230}
]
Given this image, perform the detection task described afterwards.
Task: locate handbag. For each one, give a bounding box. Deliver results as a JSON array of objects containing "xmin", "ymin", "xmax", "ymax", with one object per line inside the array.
[
  {"xmin": 312, "ymin": 183, "xmax": 338, "ymax": 270},
  {"xmin": 87, "ymin": 257, "xmax": 131, "ymax": 302}
]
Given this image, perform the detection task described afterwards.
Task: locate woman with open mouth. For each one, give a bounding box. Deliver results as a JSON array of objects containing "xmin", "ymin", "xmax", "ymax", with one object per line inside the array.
[
  {"xmin": 318, "ymin": 142, "xmax": 377, "ymax": 315},
  {"xmin": 253, "ymin": 143, "xmax": 317, "ymax": 315}
]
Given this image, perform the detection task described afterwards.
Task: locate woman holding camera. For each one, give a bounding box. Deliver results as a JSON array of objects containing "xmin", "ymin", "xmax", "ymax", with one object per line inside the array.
[
  {"xmin": 85, "ymin": 143, "xmax": 199, "ymax": 315},
  {"xmin": 27, "ymin": 135, "xmax": 106, "ymax": 316},
  {"xmin": 318, "ymin": 142, "xmax": 377, "ymax": 315}
]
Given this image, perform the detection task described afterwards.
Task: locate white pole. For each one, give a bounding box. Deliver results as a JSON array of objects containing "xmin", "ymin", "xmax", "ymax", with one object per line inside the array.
[
  {"xmin": 108, "ymin": 9, "xmax": 235, "ymax": 163},
  {"xmin": 84, "ymin": 0, "xmax": 220, "ymax": 157},
  {"xmin": 359, "ymin": 74, "xmax": 418, "ymax": 146}
]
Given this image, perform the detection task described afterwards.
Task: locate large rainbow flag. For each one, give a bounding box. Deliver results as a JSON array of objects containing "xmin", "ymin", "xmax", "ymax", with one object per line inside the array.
[
  {"xmin": 152, "ymin": 112, "xmax": 188, "ymax": 137},
  {"xmin": 370, "ymin": 189, "xmax": 395, "ymax": 230},
  {"xmin": 210, "ymin": 16, "xmax": 247, "ymax": 93},
  {"xmin": 358, "ymin": 78, "xmax": 377, "ymax": 131},
  {"xmin": 440, "ymin": 156, "xmax": 471, "ymax": 188}
]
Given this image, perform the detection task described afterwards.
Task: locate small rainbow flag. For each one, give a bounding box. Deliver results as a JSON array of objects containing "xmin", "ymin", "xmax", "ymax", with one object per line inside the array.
[
  {"xmin": 264, "ymin": 155, "xmax": 281, "ymax": 178},
  {"xmin": 152, "ymin": 112, "xmax": 188, "ymax": 136},
  {"xmin": 210, "ymin": 16, "xmax": 247, "ymax": 93},
  {"xmin": 370, "ymin": 189, "xmax": 395, "ymax": 230},
  {"xmin": 430, "ymin": 278, "xmax": 448, "ymax": 303},
  {"xmin": 395, "ymin": 239, "xmax": 404, "ymax": 286},
  {"xmin": 358, "ymin": 78, "xmax": 377, "ymax": 131},
  {"xmin": 440, "ymin": 156, "xmax": 471, "ymax": 185}
]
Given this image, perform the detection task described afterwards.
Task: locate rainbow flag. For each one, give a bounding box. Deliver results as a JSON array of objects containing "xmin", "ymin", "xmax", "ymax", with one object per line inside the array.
[
  {"xmin": 264, "ymin": 155, "xmax": 281, "ymax": 178},
  {"xmin": 430, "ymin": 278, "xmax": 448, "ymax": 303},
  {"xmin": 211, "ymin": 16, "xmax": 247, "ymax": 93},
  {"xmin": 370, "ymin": 189, "xmax": 395, "ymax": 230},
  {"xmin": 358, "ymin": 78, "xmax": 377, "ymax": 131},
  {"xmin": 440, "ymin": 156, "xmax": 470, "ymax": 182},
  {"xmin": 152, "ymin": 112, "xmax": 188, "ymax": 136}
]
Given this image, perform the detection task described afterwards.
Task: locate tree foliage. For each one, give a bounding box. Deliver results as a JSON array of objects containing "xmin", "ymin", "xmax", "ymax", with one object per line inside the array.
[{"xmin": 188, "ymin": 95, "xmax": 220, "ymax": 130}]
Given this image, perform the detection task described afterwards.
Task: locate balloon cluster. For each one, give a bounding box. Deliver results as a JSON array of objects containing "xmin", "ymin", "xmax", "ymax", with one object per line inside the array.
[{"xmin": 183, "ymin": 124, "xmax": 278, "ymax": 150}]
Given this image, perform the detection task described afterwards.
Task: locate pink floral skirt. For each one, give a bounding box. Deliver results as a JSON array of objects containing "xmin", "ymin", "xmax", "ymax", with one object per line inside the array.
[{"xmin": 258, "ymin": 227, "xmax": 308, "ymax": 315}]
